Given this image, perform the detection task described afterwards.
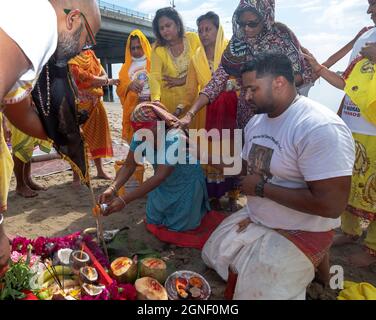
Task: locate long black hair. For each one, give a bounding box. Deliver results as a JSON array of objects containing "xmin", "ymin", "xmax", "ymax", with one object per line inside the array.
[{"xmin": 152, "ymin": 7, "xmax": 185, "ymax": 47}]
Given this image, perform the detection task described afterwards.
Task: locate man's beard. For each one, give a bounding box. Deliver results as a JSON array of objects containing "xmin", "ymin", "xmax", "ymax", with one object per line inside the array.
[
  {"xmin": 55, "ymin": 24, "xmax": 83, "ymax": 66},
  {"xmin": 254, "ymin": 101, "xmax": 276, "ymax": 115}
]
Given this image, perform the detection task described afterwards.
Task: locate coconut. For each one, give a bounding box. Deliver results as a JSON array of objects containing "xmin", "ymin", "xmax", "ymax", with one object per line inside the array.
[
  {"xmin": 139, "ymin": 258, "xmax": 167, "ymax": 284},
  {"xmin": 135, "ymin": 277, "xmax": 168, "ymax": 300},
  {"xmin": 56, "ymin": 248, "xmax": 73, "ymax": 265},
  {"xmin": 81, "ymin": 283, "xmax": 106, "ymax": 297},
  {"xmin": 110, "ymin": 257, "xmax": 138, "ymax": 284},
  {"xmin": 79, "ymin": 266, "xmax": 98, "ymax": 284}
]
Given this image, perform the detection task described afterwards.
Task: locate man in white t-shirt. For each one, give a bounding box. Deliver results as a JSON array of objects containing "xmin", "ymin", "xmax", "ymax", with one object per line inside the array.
[
  {"xmin": 0, "ymin": 0, "xmax": 101, "ymax": 276},
  {"xmin": 202, "ymin": 53, "xmax": 355, "ymax": 300}
]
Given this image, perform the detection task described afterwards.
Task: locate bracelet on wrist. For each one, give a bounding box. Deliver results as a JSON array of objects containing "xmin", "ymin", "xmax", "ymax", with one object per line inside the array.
[
  {"xmin": 0, "ymin": 213, "xmax": 3, "ymax": 226},
  {"xmin": 186, "ymin": 111, "xmax": 195, "ymax": 119},
  {"xmin": 255, "ymin": 179, "xmax": 266, "ymax": 198},
  {"xmin": 108, "ymin": 184, "xmax": 117, "ymax": 194}
]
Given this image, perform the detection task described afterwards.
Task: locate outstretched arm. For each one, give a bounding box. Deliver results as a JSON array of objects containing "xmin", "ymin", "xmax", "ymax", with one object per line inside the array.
[
  {"xmin": 302, "ymin": 49, "xmax": 345, "ymax": 90},
  {"xmin": 103, "ymin": 164, "xmax": 174, "ymax": 215},
  {"xmin": 322, "ymin": 27, "xmax": 373, "ymax": 68}
]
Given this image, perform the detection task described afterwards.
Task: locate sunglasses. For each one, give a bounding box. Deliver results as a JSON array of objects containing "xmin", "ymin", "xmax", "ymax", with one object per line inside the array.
[
  {"xmin": 64, "ymin": 9, "xmax": 97, "ymax": 49},
  {"xmin": 238, "ymin": 19, "xmax": 262, "ymax": 29}
]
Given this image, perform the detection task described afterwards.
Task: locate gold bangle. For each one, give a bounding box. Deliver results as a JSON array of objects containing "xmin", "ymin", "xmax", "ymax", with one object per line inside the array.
[
  {"xmin": 186, "ymin": 111, "xmax": 195, "ymax": 118},
  {"xmin": 109, "ymin": 184, "xmax": 117, "ymax": 194}
]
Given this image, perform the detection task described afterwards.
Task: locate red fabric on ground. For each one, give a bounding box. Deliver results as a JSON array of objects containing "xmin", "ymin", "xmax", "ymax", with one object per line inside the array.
[{"xmin": 145, "ymin": 211, "xmax": 227, "ymax": 250}]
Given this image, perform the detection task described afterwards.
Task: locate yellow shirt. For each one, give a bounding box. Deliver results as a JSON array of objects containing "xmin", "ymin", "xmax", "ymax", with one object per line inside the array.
[{"xmin": 149, "ymin": 32, "xmax": 200, "ymax": 113}]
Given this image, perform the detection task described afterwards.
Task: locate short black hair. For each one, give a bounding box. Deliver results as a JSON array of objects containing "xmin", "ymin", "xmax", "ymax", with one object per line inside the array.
[
  {"xmin": 196, "ymin": 11, "xmax": 220, "ymax": 29},
  {"xmin": 152, "ymin": 7, "xmax": 185, "ymax": 47},
  {"xmin": 241, "ymin": 53, "xmax": 295, "ymax": 84}
]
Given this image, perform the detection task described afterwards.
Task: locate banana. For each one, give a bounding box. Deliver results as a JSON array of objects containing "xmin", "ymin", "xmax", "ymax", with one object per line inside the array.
[{"xmin": 39, "ymin": 265, "xmax": 74, "ymax": 285}]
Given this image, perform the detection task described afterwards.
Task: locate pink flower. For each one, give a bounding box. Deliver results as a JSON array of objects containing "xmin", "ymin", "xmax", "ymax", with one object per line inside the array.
[{"xmin": 10, "ymin": 251, "xmax": 40, "ymax": 267}]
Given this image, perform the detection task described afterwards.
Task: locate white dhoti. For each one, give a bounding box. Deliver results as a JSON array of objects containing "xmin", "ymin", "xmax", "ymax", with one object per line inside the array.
[{"xmin": 202, "ymin": 208, "xmax": 315, "ymax": 300}]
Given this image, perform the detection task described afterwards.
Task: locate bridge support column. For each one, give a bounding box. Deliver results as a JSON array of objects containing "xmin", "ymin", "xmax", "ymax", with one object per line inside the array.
[
  {"xmin": 100, "ymin": 58, "xmax": 114, "ymax": 102},
  {"xmin": 107, "ymin": 63, "xmax": 114, "ymax": 102}
]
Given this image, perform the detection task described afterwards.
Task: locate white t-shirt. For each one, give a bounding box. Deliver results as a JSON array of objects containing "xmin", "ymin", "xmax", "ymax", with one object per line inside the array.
[
  {"xmin": 242, "ymin": 96, "xmax": 355, "ymax": 232},
  {"xmin": 1, "ymin": 0, "xmax": 58, "ymax": 105},
  {"xmin": 341, "ymin": 27, "xmax": 376, "ymax": 136}
]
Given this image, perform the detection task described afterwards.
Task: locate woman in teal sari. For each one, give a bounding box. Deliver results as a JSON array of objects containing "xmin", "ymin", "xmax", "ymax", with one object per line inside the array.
[{"xmin": 99, "ymin": 102, "xmax": 209, "ymax": 232}]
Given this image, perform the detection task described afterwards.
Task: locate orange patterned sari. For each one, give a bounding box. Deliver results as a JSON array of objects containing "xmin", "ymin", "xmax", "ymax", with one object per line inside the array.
[{"xmin": 69, "ymin": 50, "xmax": 113, "ymax": 159}]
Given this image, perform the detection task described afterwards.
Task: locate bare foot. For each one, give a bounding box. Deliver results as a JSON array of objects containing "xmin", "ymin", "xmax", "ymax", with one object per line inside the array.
[
  {"xmin": 16, "ymin": 186, "xmax": 38, "ymax": 198},
  {"xmin": 332, "ymin": 233, "xmax": 359, "ymax": 247},
  {"xmin": 27, "ymin": 180, "xmax": 47, "ymax": 191},
  {"xmin": 315, "ymin": 252, "xmax": 330, "ymax": 286},
  {"xmin": 347, "ymin": 250, "xmax": 376, "ymax": 268},
  {"xmin": 96, "ymin": 172, "xmax": 112, "ymax": 180}
]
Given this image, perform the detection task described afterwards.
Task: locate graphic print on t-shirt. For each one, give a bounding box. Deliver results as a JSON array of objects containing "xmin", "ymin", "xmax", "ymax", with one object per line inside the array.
[{"xmin": 247, "ymin": 143, "xmax": 274, "ymax": 181}]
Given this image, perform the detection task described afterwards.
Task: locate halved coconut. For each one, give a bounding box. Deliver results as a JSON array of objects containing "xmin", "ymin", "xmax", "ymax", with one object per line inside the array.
[
  {"xmin": 79, "ymin": 266, "xmax": 98, "ymax": 284},
  {"xmin": 135, "ymin": 277, "xmax": 168, "ymax": 300},
  {"xmin": 81, "ymin": 283, "xmax": 106, "ymax": 297},
  {"xmin": 57, "ymin": 248, "xmax": 73, "ymax": 265},
  {"xmin": 110, "ymin": 257, "xmax": 138, "ymax": 284},
  {"xmin": 140, "ymin": 258, "xmax": 167, "ymax": 284}
]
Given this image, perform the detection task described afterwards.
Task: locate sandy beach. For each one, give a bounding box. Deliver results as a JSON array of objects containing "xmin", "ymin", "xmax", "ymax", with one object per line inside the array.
[{"xmin": 3, "ymin": 102, "xmax": 376, "ymax": 300}]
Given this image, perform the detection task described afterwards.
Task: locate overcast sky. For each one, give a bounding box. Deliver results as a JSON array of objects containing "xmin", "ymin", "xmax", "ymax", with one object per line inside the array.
[{"xmin": 105, "ymin": 0, "xmax": 371, "ymax": 111}]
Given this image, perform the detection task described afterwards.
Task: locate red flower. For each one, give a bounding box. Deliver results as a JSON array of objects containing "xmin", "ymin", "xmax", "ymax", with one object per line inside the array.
[{"xmin": 11, "ymin": 237, "xmax": 32, "ymax": 254}]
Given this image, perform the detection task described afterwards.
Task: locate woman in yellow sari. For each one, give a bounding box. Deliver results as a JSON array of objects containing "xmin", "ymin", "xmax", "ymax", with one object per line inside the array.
[
  {"xmin": 183, "ymin": 12, "xmax": 238, "ymax": 211},
  {"xmin": 69, "ymin": 49, "xmax": 118, "ymax": 182},
  {"xmin": 149, "ymin": 7, "xmax": 200, "ymax": 114},
  {"xmin": 117, "ymin": 30, "xmax": 152, "ymax": 143}
]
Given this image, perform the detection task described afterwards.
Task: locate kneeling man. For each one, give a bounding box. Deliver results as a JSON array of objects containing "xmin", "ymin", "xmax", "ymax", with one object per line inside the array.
[{"xmin": 202, "ymin": 53, "xmax": 355, "ymax": 300}]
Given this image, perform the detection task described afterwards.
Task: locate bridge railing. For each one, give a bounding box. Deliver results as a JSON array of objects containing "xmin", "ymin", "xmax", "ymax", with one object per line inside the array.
[
  {"xmin": 97, "ymin": 0, "xmax": 152, "ymax": 21},
  {"xmin": 97, "ymin": 0, "xmax": 196, "ymax": 32}
]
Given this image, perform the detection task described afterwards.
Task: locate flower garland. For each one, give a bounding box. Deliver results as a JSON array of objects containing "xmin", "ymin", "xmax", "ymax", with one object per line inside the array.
[{"xmin": 9, "ymin": 233, "xmax": 137, "ymax": 300}]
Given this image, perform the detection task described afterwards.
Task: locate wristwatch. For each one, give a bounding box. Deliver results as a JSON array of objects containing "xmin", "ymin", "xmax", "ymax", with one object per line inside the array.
[
  {"xmin": 0, "ymin": 213, "xmax": 3, "ymax": 225},
  {"xmin": 255, "ymin": 179, "xmax": 266, "ymax": 198}
]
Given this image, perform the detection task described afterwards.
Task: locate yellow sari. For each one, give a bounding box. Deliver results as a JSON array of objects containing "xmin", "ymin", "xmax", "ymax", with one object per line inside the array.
[
  {"xmin": 150, "ymin": 32, "xmax": 200, "ymax": 113},
  {"xmin": 185, "ymin": 25, "xmax": 228, "ymax": 130},
  {"xmin": 10, "ymin": 124, "xmax": 51, "ymax": 163},
  {"xmin": 117, "ymin": 30, "xmax": 151, "ymax": 143},
  {"xmin": 0, "ymin": 113, "xmax": 13, "ymax": 213}
]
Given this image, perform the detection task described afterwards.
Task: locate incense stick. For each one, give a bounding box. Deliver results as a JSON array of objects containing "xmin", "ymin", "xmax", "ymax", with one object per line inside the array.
[
  {"xmin": 88, "ymin": 184, "xmax": 109, "ymax": 260},
  {"xmin": 43, "ymin": 262, "xmax": 63, "ymax": 291}
]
